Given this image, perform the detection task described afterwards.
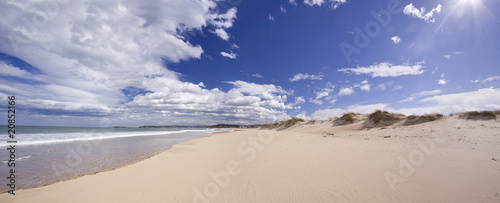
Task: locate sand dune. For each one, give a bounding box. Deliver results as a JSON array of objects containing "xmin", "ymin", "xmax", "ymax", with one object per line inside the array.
[{"xmin": 1, "ymin": 115, "xmax": 499, "ymax": 202}]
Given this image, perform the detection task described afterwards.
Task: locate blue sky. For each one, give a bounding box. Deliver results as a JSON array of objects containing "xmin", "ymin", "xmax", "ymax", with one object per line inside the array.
[{"xmin": 0, "ymin": 0, "xmax": 499, "ymax": 127}]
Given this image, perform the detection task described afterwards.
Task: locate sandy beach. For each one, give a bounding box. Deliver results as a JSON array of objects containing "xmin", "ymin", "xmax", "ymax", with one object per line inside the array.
[{"xmin": 1, "ymin": 115, "xmax": 499, "ymax": 202}]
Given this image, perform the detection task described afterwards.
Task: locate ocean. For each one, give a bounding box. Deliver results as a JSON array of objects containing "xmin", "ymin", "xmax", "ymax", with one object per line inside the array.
[{"xmin": 0, "ymin": 126, "xmax": 229, "ymax": 192}]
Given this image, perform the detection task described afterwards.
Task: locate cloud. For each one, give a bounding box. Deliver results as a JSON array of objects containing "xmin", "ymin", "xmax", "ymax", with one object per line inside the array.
[
  {"xmin": 360, "ymin": 84, "xmax": 371, "ymax": 92},
  {"xmin": 312, "ymin": 88, "xmax": 500, "ymax": 120},
  {"xmin": 438, "ymin": 73, "xmax": 448, "ymax": 85},
  {"xmin": 269, "ymin": 14, "xmax": 275, "ymax": 22},
  {"xmin": 419, "ymin": 87, "xmax": 500, "ymax": 113},
  {"xmin": 252, "ymin": 73, "xmax": 263, "ymax": 78},
  {"xmin": 294, "ymin": 96, "xmax": 305, "ymax": 104},
  {"xmin": 403, "ymin": 3, "xmax": 443, "ymax": 23},
  {"xmin": 289, "ymin": 0, "xmax": 297, "ymax": 6},
  {"xmin": 309, "ymin": 98, "xmax": 323, "ymax": 105},
  {"xmin": 438, "ymin": 79, "xmax": 448, "ymax": 85},
  {"xmin": 391, "ymin": 36, "xmax": 401, "ymax": 44},
  {"xmin": 393, "ymin": 85, "xmax": 403, "ymax": 91},
  {"xmin": 400, "ymin": 89, "xmax": 442, "ymax": 102},
  {"xmin": 443, "ymin": 51, "xmax": 464, "ymax": 59},
  {"xmin": 295, "ymin": 111, "xmax": 311, "ymax": 120},
  {"xmin": 361, "ymin": 79, "xmax": 368, "ymax": 84},
  {"xmin": 303, "ymin": 0, "xmax": 347, "ymax": 9},
  {"xmin": 0, "ymin": 0, "xmax": 298, "ymax": 125},
  {"xmin": 338, "ymin": 87, "xmax": 354, "ymax": 96},
  {"xmin": 338, "ymin": 62, "xmax": 425, "ymax": 78},
  {"xmin": 231, "ymin": 44, "xmax": 240, "ymax": 49},
  {"xmin": 220, "ymin": 52, "xmax": 237, "ymax": 59},
  {"xmin": 483, "ymin": 76, "xmax": 500, "ymax": 82},
  {"xmin": 311, "ymin": 103, "xmax": 388, "ymax": 120},
  {"xmin": 280, "ymin": 5, "xmax": 287, "ymax": 13},
  {"xmin": 289, "ymin": 73, "xmax": 324, "ymax": 82},
  {"xmin": 211, "ymin": 28, "xmax": 230, "ymax": 40}
]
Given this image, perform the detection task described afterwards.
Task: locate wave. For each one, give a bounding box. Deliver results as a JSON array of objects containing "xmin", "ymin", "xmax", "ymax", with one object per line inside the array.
[{"xmin": 0, "ymin": 129, "xmax": 231, "ymax": 147}]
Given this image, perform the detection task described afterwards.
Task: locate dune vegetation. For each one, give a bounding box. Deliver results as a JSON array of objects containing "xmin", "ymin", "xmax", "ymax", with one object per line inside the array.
[
  {"xmin": 459, "ymin": 111, "xmax": 498, "ymax": 120},
  {"xmin": 403, "ymin": 114, "xmax": 444, "ymax": 126},
  {"xmin": 261, "ymin": 117, "xmax": 305, "ymax": 130}
]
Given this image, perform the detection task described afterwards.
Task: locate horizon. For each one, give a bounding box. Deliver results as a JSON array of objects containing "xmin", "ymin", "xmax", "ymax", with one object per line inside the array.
[{"xmin": 1, "ymin": 0, "xmax": 500, "ymax": 127}]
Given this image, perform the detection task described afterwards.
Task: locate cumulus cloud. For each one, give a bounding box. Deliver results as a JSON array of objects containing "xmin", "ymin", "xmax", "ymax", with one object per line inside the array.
[
  {"xmin": 220, "ymin": 51, "xmax": 237, "ymax": 59},
  {"xmin": 338, "ymin": 87, "xmax": 354, "ymax": 96},
  {"xmin": 294, "ymin": 96, "xmax": 306, "ymax": 104},
  {"xmin": 338, "ymin": 62, "xmax": 425, "ymax": 78},
  {"xmin": 391, "ymin": 36, "xmax": 401, "ymax": 44},
  {"xmin": 0, "ymin": 0, "xmax": 294, "ymax": 125},
  {"xmin": 211, "ymin": 28, "xmax": 230, "ymax": 40},
  {"xmin": 438, "ymin": 73, "xmax": 448, "ymax": 85},
  {"xmin": 403, "ymin": 3, "xmax": 443, "ymax": 23},
  {"xmin": 360, "ymin": 84, "xmax": 371, "ymax": 92},
  {"xmin": 289, "ymin": 73, "xmax": 324, "ymax": 82}
]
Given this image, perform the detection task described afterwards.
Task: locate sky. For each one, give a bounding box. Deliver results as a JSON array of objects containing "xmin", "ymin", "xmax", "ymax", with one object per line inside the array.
[{"xmin": 0, "ymin": 0, "xmax": 499, "ymax": 127}]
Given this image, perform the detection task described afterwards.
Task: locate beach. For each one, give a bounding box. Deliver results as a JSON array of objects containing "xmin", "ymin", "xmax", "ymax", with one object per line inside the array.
[{"xmin": 1, "ymin": 116, "xmax": 499, "ymax": 202}]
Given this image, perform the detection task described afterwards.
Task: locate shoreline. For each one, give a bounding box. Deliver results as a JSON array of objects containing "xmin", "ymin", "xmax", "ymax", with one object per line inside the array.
[
  {"xmin": 0, "ymin": 129, "xmax": 233, "ymax": 194},
  {"xmin": 1, "ymin": 118, "xmax": 499, "ymax": 202}
]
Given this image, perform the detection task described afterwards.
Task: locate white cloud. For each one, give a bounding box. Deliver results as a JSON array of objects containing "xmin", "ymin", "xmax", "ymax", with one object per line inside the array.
[
  {"xmin": 471, "ymin": 80, "xmax": 479, "ymax": 83},
  {"xmin": 403, "ymin": 3, "xmax": 443, "ymax": 23},
  {"xmin": 211, "ymin": 28, "xmax": 229, "ymax": 40},
  {"xmin": 419, "ymin": 87, "xmax": 500, "ymax": 113},
  {"xmin": 280, "ymin": 5, "xmax": 287, "ymax": 13},
  {"xmin": 295, "ymin": 111, "xmax": 311, "ymax": 120},
  {"xmin": 197, "ymin": 82, "xmax": 206, "ymax": 88},
  {"xmin": 303, "ymin": 0, "xmax": 347, "ymax": 9},
  {"xmin": 360, "ymin": 84, "xmax": 371, "ymax": 92},
  {"xmin": 438, "ymin": 73, "xmax": 448, "ymax": 85},
  {"xmin": 393, "ymin": 85, "xmax": 403, "ymax": 91},
  {"xmin": 220, "ymin": 52, "xmax": 237, "ymax": 59},
  {"xmin": 231, "ymin": 44, "xmax": 240, "ymax": 49},
  {"xmin": 269, "ymin": 14, "xmax": 275, "ymax": 22},
  {"xmin": 312, "ymin": 88, "xmax": 500, "ymax": 120},
  {"xmin": 391, "ymin": 36, "xmax": 401, "ymax": 44},
  {"xmin": 289, "ymin": 73, "xmax": 324, "ymax": 82},
  {"xmin": 252, "ymin": 73, "xmax": 263, "ymax": 78},
  {"xmin": 483, "ymin": 76, "xmax": 500, "ymax": 82},
  {"xmin": 400, "ymin": 89, "xmax": 442, "ymax": 102},
  {"xmin": 294, "ymin": 96, "xmax": 305, "ymax": 104},
  {"xmin": 338, "ymin": 87, "xmax": 354, "ymax": 96},
  {"xmin": 443, "ymin": 51, "xmax": 464, "ymax": 59},
  {"xmin": 438, "ymin": 79, "xmax": 448, "ymax": 85},
  {"xmin": 311, "ymin": 103, "xmax": 388, "ymax": 120},
  {"xmin": 361, "ymin": 79, "xmax": 368, "ymax": 84},
  {"xmin": 309, "ymin": 98, "xmax": 323, "ymax": 105},
  {"xmin": 338, "ymin": 62, "xmax": 425, "ymax": 78},
  {"xmin": 0, "ymin": 0, "xmax": 297, "ymax": 125},
  {"xmin": 289, "ymin": 0, "xmax": 297, "ymax": 6}
]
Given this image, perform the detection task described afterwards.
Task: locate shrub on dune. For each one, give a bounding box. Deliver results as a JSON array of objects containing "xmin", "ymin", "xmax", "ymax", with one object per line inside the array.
[
  {"xmin": 403, "ymin": 114, "xmax": 443, "ymax": 126},
  {"xmin": 459, "ymin": 111, "xmax": 497, "ymax": 120}
]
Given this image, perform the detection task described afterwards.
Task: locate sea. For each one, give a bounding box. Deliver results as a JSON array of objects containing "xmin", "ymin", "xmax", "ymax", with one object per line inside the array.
[{"xmin": 0, "ymin": 125, "xmax": 230, "ymax": 192}]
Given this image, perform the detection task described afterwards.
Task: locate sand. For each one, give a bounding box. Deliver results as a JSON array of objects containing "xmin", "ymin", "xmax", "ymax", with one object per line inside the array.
[{"xmin": 1, "ymin": 116, "xmax": 499, "ymax": 202}]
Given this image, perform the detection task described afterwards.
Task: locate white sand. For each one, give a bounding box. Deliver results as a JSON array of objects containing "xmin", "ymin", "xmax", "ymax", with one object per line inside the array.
[{"xmin": 1, "ymin": 116, "xmax": 499, "ymax": 202}]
